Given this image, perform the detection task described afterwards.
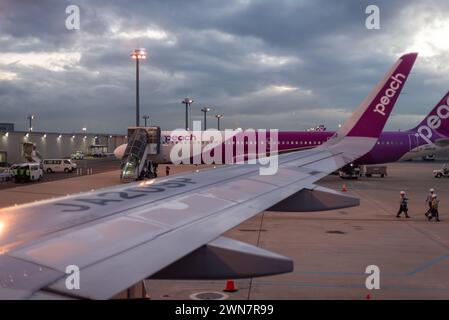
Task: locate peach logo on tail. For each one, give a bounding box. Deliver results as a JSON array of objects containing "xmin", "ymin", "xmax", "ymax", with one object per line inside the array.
[
  {"xmin": 373, "ymin": 73, "xmax": 405, "ymax": 116},
  {"xmin": 417, "ymin": 98, "xmax": 449, "ymax": 145}
]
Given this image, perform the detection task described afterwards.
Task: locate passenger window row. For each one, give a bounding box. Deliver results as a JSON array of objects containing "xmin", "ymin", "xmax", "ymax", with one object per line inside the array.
[
  {"xmin": 377, "ymin": 141, "xmax": 405, "ymax": 145},
  {"xmin": 166, "ymin": 140, "xmax": 324, "ymax": 145},
  {"xmin": 44, "ymin": 160, "xmax": 62, "ymax": 164}
]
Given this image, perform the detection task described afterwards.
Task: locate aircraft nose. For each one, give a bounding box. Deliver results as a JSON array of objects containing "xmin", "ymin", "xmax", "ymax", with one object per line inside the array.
[{"xmin": 114, "ymin": 144, "xmax": 127, "ymax": 159}]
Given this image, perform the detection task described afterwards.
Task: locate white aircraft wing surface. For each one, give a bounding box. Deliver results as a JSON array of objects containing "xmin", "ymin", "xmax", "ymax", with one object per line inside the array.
[{"xmin": 0, "ymin": 53, "xmax": 417, "ymax": 299}]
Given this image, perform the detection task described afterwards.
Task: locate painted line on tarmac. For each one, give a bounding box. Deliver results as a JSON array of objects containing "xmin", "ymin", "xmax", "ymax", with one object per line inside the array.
[
  {"xmin": 292, "ymin": 251, "xmax": 449, "ymax": 279},
  {"xmin": 407, "ymin": 252, "xmax": 449, "ymax": 276},
  {"xmin": 253, "ymin": 279, "xmax": 449, "ymax": 292},
  {"xmin": 293, "ymin": 271, "xmax": 403, "ymax": 277}
]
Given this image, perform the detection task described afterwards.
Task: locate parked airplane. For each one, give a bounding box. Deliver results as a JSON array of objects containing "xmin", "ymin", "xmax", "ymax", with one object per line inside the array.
[
  {"xmin": 115, "ymin": 89, "xmax": 449, "ymax": 174},
  {"xmin": 0, "ymin": 53, "xmax": 416, "ymax": 299},
  {"xmin": 269, "ymin": 91, "xmax": 449, "ymax": 165}
]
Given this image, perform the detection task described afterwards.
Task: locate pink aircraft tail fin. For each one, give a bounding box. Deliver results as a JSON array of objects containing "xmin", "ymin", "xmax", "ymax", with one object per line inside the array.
[
  {"xmin": 410, "ymin": 91, "xmax": 449, "ymax": 138},
  {"xmin": 336, "ymin": 53, "xmax": 417, "ymax": 139}
]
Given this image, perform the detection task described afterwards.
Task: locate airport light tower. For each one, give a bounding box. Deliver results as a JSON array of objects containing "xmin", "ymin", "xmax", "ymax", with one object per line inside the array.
[
  {"xmin": 142, "ymin": 114, "xmax": 150, "ymax": 127},
  {"xmin": 215, "ymin": 114, "xmax": 223, "ymax": 131},
  {"xmin": 131, "ymin": 49, "xmax": 147, "ymax": 127},
  {"xmin": 201, "ymin": 107, "xmax": 211, "ymax": 130},
  {"xmin": 181, "ymin": 98, "xmax": 194, "ymax": 130},
  {"xmin": 27, "ymin": 114, "xmax": 35, "ymax": 132}
]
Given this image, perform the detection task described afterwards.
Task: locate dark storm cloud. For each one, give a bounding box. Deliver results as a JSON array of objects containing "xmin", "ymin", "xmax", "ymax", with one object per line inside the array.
[{"xmin": 0, "ymin": 0, "xmax": 449, "ymax": 133}]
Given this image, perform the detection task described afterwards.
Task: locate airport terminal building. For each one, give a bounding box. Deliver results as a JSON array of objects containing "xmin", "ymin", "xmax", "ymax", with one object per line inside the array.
[{"xmin": 0, "ymin": 124, "xmax": 126, "ymax": 165}]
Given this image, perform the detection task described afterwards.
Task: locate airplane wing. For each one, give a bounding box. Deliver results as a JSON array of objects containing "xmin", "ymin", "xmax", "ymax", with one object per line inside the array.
[{"xmin": 0, "ymin": 53, "xmax": 417, "ymax": 299}]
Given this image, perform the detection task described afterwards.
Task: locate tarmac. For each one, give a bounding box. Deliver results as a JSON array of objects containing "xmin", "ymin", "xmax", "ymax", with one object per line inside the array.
[
  {"xmin": 0, "ymin": 157, "xmax": 121, "ymax": 191},
  {"xmin": 1, "ymin": 161, "xmax": 448, "ymax": 299}
]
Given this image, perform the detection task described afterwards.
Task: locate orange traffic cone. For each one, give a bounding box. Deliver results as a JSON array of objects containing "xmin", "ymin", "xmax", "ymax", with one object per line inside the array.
[
  {"xmin": 342, "ymin": 184, "xmax": 347, "ymax": 192},
  {"xmin": 223, "ymin": 280, "xmax": 238, "ymax": 292}
]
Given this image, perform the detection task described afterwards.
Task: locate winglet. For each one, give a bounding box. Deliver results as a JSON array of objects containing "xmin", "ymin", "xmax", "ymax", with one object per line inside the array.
[{"xmin": 336, "ymin": 53, "xmax": 418, "ymax": 138}]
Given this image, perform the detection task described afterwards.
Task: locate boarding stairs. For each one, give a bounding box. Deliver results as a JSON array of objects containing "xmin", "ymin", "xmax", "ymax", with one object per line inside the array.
[{"xmin": 120, "ymin": 127, "xmax": 161, "ymax": 182}]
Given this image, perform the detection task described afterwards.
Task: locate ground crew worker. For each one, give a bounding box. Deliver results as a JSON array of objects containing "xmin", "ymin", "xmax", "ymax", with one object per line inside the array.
[
  {"xmin": 429, "ymin": 194, "xmax": 440, "ymax": 222},
  {"xmin": 396, "ymin": 191, "xmax": 410, "ymax": 218},
  {"xmin": 140, "ymin": 165, "xmax": 148, "ymax": 180},
  {"xmin": 154, "ymin": 164, "xmax": 158, "ymax": 178},
  {"xmin": 25, "ymin": 166, "xmax": 31, "ymax": 182},
  {"xmin": 145, "ymin": 162, "xmax": 158, "ymax": 178},
  {"xmin": 165, "ymin": 166, "xmax": 170, "ymax": 176},
  {"xmin": 425, "ymin": 188, "xmax": 435, "ymax": 218},
  {"xmin": 18, "ymin": 166, "xmax": 25, "ymax": 182},
  {"xmin": 12, "ymin": 167, "xmax": 18, "ymax": 183}
]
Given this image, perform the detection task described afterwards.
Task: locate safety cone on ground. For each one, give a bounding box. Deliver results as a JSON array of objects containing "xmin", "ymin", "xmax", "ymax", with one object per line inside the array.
[
  {"xmin": 342, "ymin": 184, "xmax": 347, "ymax": 192},
  {"xmin": 223, "ymin": 280, "xmax": 238, "ymax": 292},
  {"xmin": 366, "ymin": 293, "xmax": 371, "ymax": 300}
]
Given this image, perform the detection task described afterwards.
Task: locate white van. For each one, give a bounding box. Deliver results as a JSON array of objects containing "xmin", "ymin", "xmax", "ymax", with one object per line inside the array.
[
  {"xmin": 11, "ymin": 163, "xmax": 43, "ymax": 182},
  {"xmin": 43, "ymin": 159, "xmax": 77, "ymax": 173}
]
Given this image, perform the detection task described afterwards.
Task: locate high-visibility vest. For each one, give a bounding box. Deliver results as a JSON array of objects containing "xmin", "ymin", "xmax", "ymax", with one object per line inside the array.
[{"xmin": 432, "ymin": 199, "xmax": 439, "ymax": 209}]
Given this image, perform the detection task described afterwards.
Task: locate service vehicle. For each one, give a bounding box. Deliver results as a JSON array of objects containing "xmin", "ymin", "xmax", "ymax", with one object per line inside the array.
[
  {"xmin": 10, "ymin": 162, "xmax": 43, "ymax": 182},
  {"xmin": 43, "ymin": 159, "xmax": 77, "ymax": 173}
]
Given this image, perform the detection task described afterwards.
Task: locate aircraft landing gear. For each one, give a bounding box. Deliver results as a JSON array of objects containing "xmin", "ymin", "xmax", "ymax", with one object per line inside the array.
[
  {"xmin": 146, "ymin": 161, "xmax": 158, "ymax": 178},
  {"xmin": 137, "ymin": 161, "xmax": 158, "ymax": 180}
]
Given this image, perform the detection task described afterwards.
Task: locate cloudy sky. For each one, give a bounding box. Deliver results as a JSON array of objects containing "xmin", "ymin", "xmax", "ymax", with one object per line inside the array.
[{"xmin": 1, "ymin": 0, "xmax": 449, "ymax": 134}]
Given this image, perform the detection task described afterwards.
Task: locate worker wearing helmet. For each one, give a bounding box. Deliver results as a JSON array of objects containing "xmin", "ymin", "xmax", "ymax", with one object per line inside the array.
[
  {"xmin": 425, "ymin": 188, "xmax": 435, "ymax": 218},
  {"xmin": 396, "ymin": 191, "xmax": 410, "ymax": 218},
  {"xmin": 428, "ymin": 194, "xmax": 440, "ymax": 222}
]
